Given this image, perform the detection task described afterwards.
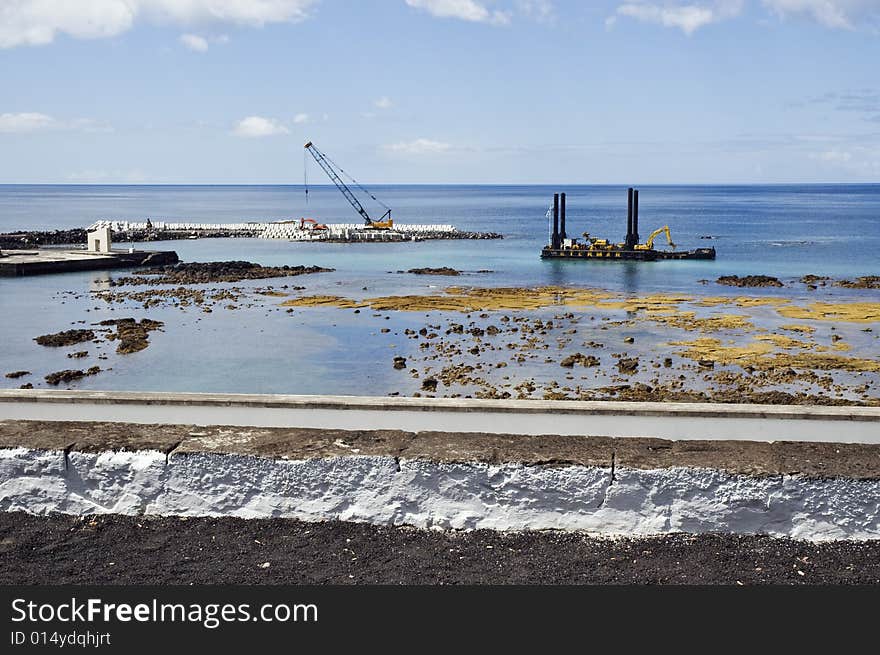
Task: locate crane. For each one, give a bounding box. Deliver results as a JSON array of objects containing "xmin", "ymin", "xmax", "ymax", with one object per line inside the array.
[
  {"xmin": 303, "ymin": 141, "xmax": 393, "ymax": 229},
  {"xmin": 634, "ymin": 225, "xmax": 675, "ymax": 251}
]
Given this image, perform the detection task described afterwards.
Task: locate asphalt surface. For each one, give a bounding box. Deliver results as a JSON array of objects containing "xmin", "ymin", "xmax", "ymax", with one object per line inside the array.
[{"xmin": 1, "ymin": 512, "xmax": 878, "ymax": 585}]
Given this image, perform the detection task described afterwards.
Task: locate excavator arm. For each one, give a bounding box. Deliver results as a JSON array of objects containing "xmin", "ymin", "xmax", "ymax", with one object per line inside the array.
[{"xmin": 637, "ymin": 226, "xmax": 675, "ymax": 250}]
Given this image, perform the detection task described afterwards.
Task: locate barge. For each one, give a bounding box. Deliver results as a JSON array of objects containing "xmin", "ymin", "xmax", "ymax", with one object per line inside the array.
[{"xmin": 540, "ymin": 189, "xmax": 715, "ymax": 261}]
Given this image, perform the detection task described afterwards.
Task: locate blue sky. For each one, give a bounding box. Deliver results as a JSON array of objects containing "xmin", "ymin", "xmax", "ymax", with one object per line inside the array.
[{"xmin": 1, "ymin": 0, "xmax": 879, "ymax": 184}]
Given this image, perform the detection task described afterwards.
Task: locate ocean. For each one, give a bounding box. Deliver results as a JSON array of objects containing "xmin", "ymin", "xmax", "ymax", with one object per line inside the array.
[{"xmin": 1, "ymin": 184, "xmax": 878, "ymax": 396}]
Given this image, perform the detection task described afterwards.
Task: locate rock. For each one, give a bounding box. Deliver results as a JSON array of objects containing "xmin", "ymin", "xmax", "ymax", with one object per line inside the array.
[
  {"xmin": 67, "ymin": 351, "xmax": 89, "ymax": 359},
  {"xmin": 624, "ymin": 337, "xmax": 634, "ymax": 344},
  {"xmin": 801, "ymin": 274, "xmax": 830, "ymax": 285},
  {"xmin": 698, "ymin": 359, "xmax": 715, "ymax": 369},
  {"xmin": 19, "ymin": 383, "xmax": 33, "ymax": 389},
  {"xmin": 406, "ymin": 267, "xmax": 460, "ymax": 276},
  {"xmin": 34, "ymin": 329, "xmax": 96, "ymax": 347},
  {"xmin": 616, "ymin": 357, "xmax": 639, "ymax": 374},
  {"xmin": 421, "ymin": 377, "xmax": 438, "ymax": 392},
  {"xmin": 663, "ymin": 357, "xmax": 673, "ymax": 368},
  {"xmin": 392, "ymin": 356, "xmax": 407, "ymax": 370},
  {"xmin": 836, "ymin": 276, "xmax": 880, "ymax": 289},
  {"xmin": 716, "ymin": 275, "xmax": 783, "ymax": 288},
  {"xmin": 101, "ymin": 318, "xmax": 164, "ymax": 354},
  {"xmin": 560, "ymin": 353, "xmax": 600, "ymax": 368},
  {"xmin": 112, "ymin": 261, "xmax": 334, "ymax": 286},
  {"xmin": 0, "ymin": 228, "xmax": 87, "ymax": 249},
  {"xmin": 4, "ymin": 371, "xmax": 30, "ymax": 379},
  {"xmin": 44, "ymin": 367, "xmax": 101, "ymax": 385}
]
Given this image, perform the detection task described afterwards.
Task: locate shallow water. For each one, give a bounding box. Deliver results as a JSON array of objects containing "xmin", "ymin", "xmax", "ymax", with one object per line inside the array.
[{"xmin": 1, "ymin": 184, "xmax": 878, "ymax": 396}]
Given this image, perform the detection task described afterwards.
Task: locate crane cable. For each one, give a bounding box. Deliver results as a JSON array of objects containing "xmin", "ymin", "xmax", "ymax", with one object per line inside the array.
[
  {"xmin": 303, "ymin": 148, "xmax": 309, "ymax": 204},
  {"xmin": 322, "ymin": 151, "xmax": 391, "ymax": 212}
]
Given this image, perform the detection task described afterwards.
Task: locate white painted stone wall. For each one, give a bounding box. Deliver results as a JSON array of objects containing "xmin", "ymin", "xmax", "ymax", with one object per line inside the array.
[{"xmin": 1, "ymin": 448, "xmax": 877, "ymax": 541}]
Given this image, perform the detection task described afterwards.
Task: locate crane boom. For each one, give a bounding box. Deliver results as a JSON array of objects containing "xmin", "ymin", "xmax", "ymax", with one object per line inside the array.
[{"xmin": 303, "ymin": 141, "xmax": 392, "ymax": 228}]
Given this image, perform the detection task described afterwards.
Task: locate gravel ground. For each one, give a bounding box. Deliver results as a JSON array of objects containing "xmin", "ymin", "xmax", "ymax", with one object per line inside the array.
[{"xmin": 1, "ymin": 512, "xmax": 878, "ymax": 585}]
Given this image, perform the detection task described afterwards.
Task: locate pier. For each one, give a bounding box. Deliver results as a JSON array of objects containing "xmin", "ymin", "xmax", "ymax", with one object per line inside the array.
[{"xmin": 0, "ymin": 248, "xmax": 179, "ymax": 277}]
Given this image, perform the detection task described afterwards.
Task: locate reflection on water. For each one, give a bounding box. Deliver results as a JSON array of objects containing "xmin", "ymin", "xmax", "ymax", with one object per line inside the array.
[{"xmin": 89, "ymin": 271, "xmax": 112, "ymax": 293}]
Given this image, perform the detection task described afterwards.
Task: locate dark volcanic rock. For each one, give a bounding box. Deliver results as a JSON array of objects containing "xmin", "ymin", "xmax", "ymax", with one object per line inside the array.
[
  {"xmin": 5, "ymin": 371, "xmax": 30, "ymax": 379},
  {"xmin": 392, "ymin": 356, "xmax": 407, "ymax": 370},
  {"xmin": 0, "ymin": 229, "xmax": 87, "ymax": 249},
  {"xmin": 112, "ymin": 261, "xmax": 333, "ymax": 286},
  {"xmin": 801, "ymin": 275, "xmax": 830, "ymax": 286},
  {"xmin": 421, "ymin": 377, "xmax": 438, "ymax": 392},
  {"xmin": 34, "ymin": 329, "xmax": 96, "ymax": 348},
  {"xmin": 560, "ymin": 353, "xmax": 600, "ymax": 368},
  {"xmin": 44, "ymin": 366, "xmax": 101, "ymax": 386},
  {"xmin": 716, "ymin": 275, "xmax": 783, "ymax": 288},
  {"xmin": 100, "ymin": 318, "xmax": 164, "ymax": 354},
  {"xmin": 836, "ymin": 276, "xmax": 880, "ymax": 289},
  {"xmin": 616, "ymin": 357, "xmax": 639, "ymax": 374},
  {"xmin": 407, "ymin": 267, "xmax": 461, "ymax": 276}
]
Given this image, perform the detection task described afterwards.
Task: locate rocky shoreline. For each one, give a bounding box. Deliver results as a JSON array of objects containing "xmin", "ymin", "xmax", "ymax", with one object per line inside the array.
[
  {"xmin": 112, "ymin": 261, "xmax": 334, "ymax": 286},
  {"xmin": 4, "ymin": 260, "xmax": 878, "ymax": 404},
  {"xmin": 279, "ymin": 284, "xmax": 879, "ymax": 405},
  {"xmin": 0, "ymin": 228, "xmax": 260, "ymax": 249}
]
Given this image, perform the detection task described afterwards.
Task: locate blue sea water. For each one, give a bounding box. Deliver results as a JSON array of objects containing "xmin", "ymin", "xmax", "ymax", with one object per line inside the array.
[
  {"xmin": 2, "ymin": 183, "xmax": 879, "ymax": 285},
  {"xmin": 1, "ymin": 184, "xmax": 878, "ymax": 395}
]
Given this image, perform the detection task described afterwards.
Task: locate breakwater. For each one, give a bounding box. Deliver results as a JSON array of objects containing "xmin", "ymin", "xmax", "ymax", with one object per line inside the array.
[{"xmin": 0, "ymin": 222, "xmax": 501, "ymax": 247}]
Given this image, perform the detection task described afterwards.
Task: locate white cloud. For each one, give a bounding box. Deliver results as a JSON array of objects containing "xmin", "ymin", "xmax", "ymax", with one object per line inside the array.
[
  {"xmin": 809, "ymin": 146, "xmax": 880, "ymax": 176},
  {"xmin": 374, "ymin": 96, "xmax": 393, "ymax": 109},
  {"xmin": 67, "ymin": 118, "xmax": 115, "ymax": 133},
  {"xmin": 761, "ymin": 0, "xmax": 880, "ymax": 30},
  {"xmin": 232, "ymin": 116, "xmax": 289, "ymax": 137},
  {"xmin": 517, "ymin": 0, "xmax": 555, "ymax": 22},
  {"xmin": 383, "ymin": 138, "xmax": 453, "ymax": 154},
  {"xmin": 0, "ymin": 112, "xmax": 56, "ymax": 133},
  {"xmin": 0, "ymin": 112, "xmax": 113, "ymax": 134},
  {"xmin": 0, "ymin": 0, "xmax": 317, "ymax": 49},
  {"xmin": 611, "ymin": 1, "xmax": 744, "ymax": 34},
  {"xmin": 179, "ymin": 33, "xmax": 208, "ymax": 52},
  {"xmin": 67, "ymin": 169, "xmax": 148, "ymax": 183},
  {"xmin": 405, "ymin": 0, "xmax": 511, "ymax": 25},
  {"xmin": 293, "ymin": 112, "xmax": 310, "ymax": 124},
  {"xmin": 812, "ymin": 149, "xmax": 853, "ymax": 163}
]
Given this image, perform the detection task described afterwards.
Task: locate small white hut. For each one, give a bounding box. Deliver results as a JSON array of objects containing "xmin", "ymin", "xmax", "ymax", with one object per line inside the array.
[{"xmin": 87, "ymin": 226, "xmax": 112, "ymax": 253}]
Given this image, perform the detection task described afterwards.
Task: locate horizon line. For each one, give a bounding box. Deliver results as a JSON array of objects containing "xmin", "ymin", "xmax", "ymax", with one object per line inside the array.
[{"xmin": 1, "ymin": 182, "xmax": 878, "ymax": 187}]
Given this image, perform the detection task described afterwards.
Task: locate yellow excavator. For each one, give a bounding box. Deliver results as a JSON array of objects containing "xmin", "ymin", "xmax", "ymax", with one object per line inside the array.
[{"xmin": 634, "ymin": 226, "xmax": 675, "ymax": 251}]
